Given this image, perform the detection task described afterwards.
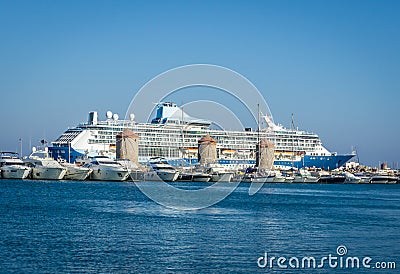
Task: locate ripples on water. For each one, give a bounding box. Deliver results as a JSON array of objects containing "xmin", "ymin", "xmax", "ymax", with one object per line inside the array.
[{"xmin": 0, "ymin": 180, "xmax": 399, "ymax": 273}]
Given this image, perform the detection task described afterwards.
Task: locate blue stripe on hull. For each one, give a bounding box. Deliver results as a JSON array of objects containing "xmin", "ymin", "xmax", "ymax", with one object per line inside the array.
[
  {"xmin": 302, "ymin": 155, "xmax": 355, "ymax": 170},
  {"xmin": 49, "ymin": 146, "xmax": 354, "ymax": 170}
]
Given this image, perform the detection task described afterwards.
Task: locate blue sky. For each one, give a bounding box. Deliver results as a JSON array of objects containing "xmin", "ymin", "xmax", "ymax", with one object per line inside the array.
[{"xmin": 0, "ymin": 0, "xmax": 399, "ymax": 167}]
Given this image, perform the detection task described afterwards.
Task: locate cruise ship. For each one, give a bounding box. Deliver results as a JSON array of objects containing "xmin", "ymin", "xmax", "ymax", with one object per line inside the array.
[{"xmin": 49, "ymin": 102, "xmax": 355, "ymax": 170}]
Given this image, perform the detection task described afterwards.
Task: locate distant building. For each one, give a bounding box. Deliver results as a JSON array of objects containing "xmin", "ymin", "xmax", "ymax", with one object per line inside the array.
[{"xmin": 345, "ymin": 161, "xmax": 360, "ymax": 169}]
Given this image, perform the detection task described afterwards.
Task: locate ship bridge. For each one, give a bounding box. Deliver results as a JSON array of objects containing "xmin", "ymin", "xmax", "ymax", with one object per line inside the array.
[{"xmin": 151, "ymin": 102, "xmax": 211, "ymax": 128}]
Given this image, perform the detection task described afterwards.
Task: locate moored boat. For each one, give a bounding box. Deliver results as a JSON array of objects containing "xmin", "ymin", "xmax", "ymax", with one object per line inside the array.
[
  {"xmin": 86, "ymin": 156, "xmax": 129, "ymax": 181},
  {"xmin": 145, "ymin": 158, "xmax": 179, "ymax": 182},
  {"xmin": 370, "ymin": 172, "xmax": 398, "ymax": 184},
  {"xmin": 0, "ymin": 152, "xmax": 31, "ymax": 179},
  {"xmin": 293, "ymin": 169, "xmax": 319, "ymax": 183},
  {"xmin": 24, "ymin": 148, "xmax": 66, "ymax": 180},
  {"xmin": 342, "ymin": 172, "xmax": 361, "ymax": 184},
  {"xmin": 60, "ymin": 162, "xmax": 92, "ymax": 180}
]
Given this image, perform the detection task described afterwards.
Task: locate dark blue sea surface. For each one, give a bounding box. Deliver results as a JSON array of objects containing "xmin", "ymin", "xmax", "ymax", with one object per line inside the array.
[{"xmin": 0, "ymin": 180, "xmax": 399, "ymax": 273}]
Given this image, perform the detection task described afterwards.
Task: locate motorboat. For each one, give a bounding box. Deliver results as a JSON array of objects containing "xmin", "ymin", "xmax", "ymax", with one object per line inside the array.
[
  {"xmin": 370, "ymin": 172, "xmax": 398, "ymax": 184},
  {"xmin": 24, "ymin": 148, "xmax": 66, "ymax": 180},
  {"xmin": 293, "ymin": 169, "xmax": 319, "ymax": 183},
  {"xmin": 191, "ymin": 172, "xmax": 212, "ymax": 182},
  {"xmin": 233, "ymin": 167, "xmax": 275, "ymax": 183},
  {"xmin": 177, "ymin": 172, "xmax": 194, "ymax": 182},
  {"xmin": 204, "ymin": 164, "xmax": 234, "ymax": 182},
  {"xmin": 281, "ymin": 171, "xmax": 294, "ymax": 183},
  {"xmin": 0, "ymin": 152, "xmax": 31, "ymax": 179},
  {"xmin": 353, "ymin": 173, "xmax": 371, "ymax": 184},
  {"xmin": 342, "ymin": 172, "xmax": 361, "ymax": 184},
  {"xmin": 318, "ymin": 174, "xmax": 346, "ymax": 184},
  {"xmin": 85, "ymin": 156, "xmax": 129, "ymax": 181},
  {"xmin": 145, "ymin": 158, "xmax": 179, "ymax": 182},
  {"xmin": 60, "ymin": 162, "xmax": 92, "ymax": 180},
  {"xmin": 116, "ymin": 159, "xmax": 145, "ymax": 181},
  {"xmin": 271, "ymin": 170, "xmax": 286, "ymax": 183}
]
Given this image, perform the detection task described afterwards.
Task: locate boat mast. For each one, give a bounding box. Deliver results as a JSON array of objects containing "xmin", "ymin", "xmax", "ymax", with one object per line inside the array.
[
  {"xmin": 19, "ymin": 138, "xmax": 22, "ymax": 158},
  {"xmin": 257, "ymin": 104, "xmax": 260, "ymax": 169},
  {"xmin": 68, "ymin": 141, "xmax": 71, "ymax": 163},
  {"xmin": 180, "ymin": 103, "xmax": 185, "ymax": 165},
  {"xmin": 291, "ymin": 113, "xmax": 294, "ymax": 169}
]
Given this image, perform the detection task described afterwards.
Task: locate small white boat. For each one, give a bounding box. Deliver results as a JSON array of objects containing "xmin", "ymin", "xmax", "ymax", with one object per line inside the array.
[
  {"xmin": 146, "ymin": 158, "xmax": 179, "ymax": 182},
  {"xmin": 342, "ymin": 172, "xmax": 361, "ymax": 184},
  {"xmin": 116, "ymin": 159, "xmax": 145, "ymax": 181},
  {"xmin": 205, "ymin": 164, "xmax": 234, "ymax": 182},
  {"xmin": 281, "ymin": 172, "xmax": 294, "ymax": 183},
  {"xmin": 0, "ymin": 152, "xmax": 31, "ymax": 179},
  {"xmin": 191, "ymin": 172, "xmax": 212, "ymax": 182},
  {"xmin": 271, "ymin": 170, "xmax": 286, "ymax": 183},
  {"xmin": 60, "ymin": 162, "xmax": 92, "ymax": 180},
  {"xmin": 24, "ymin": 148, "xmax": 67, "ymax": 180},
  {"xmin": 86, "ymin": 156, "xmax": 129, "ymax": 181},
  {"xmin": 370, "ymin": 172, "xmax": 398, "ymax": 184},
  {"xmin": 353, "ymin": 173, "xmax": 371, "ymax": 184},
  {"xmin": 293, "ymin": 169, "xmax": 319, "ymax": 183}
]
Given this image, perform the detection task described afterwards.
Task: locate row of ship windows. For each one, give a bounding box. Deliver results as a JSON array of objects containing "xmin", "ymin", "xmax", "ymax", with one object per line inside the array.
[
  {"xmin": 87, "ymin": 139, "xmax": 320, "ymax": 151},
  {"xmin": 92, "ymin": 136, "xmax": 320, "ymax": 146},
  {"xmin": 95, "ymin": 129, "xmax": 320, "ymax": 141}
]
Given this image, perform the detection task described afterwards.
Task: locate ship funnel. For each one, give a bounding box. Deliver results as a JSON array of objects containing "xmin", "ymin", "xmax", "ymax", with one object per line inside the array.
[
  {"xmin": 116, "ymin": 129, "xmax": 139, "ymax": 165},
  {"xmin": 88, "ymin": 111, "xmax": 98, "ymax": 125},
  {"xmin": 198, "ymin": 134, "xmax": 217, "ymax": 165},
  {"xmin": 256, "ymin": 138, "xmax": 275, "ymax": 170}
]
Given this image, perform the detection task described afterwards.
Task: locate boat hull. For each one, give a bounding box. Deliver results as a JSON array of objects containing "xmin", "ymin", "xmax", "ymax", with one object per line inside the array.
[
  {"xmin": 1, "ymin": 166, "xmax": 31, "ymax": 179},
  {"xmin": 90, "ymin": 168, "xmax": 129, "ymax": 181},
  {"xmin": 32, "ymin": 166, "xmax": 66, "ymax": 180},
  {"xmin": 64, "ymin": 168, "xmax": 92, "ymax": 181}
]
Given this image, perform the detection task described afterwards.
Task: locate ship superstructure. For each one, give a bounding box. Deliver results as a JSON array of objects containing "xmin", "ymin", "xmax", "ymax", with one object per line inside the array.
[{"xmin": 49, "ymin": 102, "xmax": 354, "ymax": 170}]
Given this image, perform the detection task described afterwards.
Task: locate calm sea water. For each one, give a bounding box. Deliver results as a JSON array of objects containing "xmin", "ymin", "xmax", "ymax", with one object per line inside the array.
[{"xmin": 0, "ymin": 180, "xmax": 399, "ymax": 273}]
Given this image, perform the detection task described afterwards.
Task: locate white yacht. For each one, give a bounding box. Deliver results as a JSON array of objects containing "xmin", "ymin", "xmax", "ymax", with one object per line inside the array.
[
  {"xmin": 60, "ymin": 162, "xmax": 92, "ymax": 181},
  {"xmin": 0, "ymin": 152, "xmax": 31, "ymax": 179},
  {"xmin": 271, "ymin": 170, "xmax": 286, "ymax": 183},
  {"xmin": 145, "ymin": 158, "xmax": 179, "ymax": 182},
  {"xmin": 342, "ymin": 172, "xmax": 361, "ymax": 184},
  {"xmin": 204, "ymin": 163, "xmax": 234, "ymax": 182},
  {"xmin": 191, "ymin": 171, "xmax": 212, "ymax": 182},
  {"xmin": 24, "ymin": 148, "xmax": 66, "ymax": 180},
  {"xmin": 85, "ymin": 156, "xmax": 129, "ymax": 181},
  {"xmin": 370, "ymin": 172, "xmax": 398, "ymax": 184},
  {"xmin": 116, "ymin": 159, "xmax": 145, "ymax": 181},
  {"xmin": 292, "ymin": 169, "xmax": 319, "ymax": 183}
]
